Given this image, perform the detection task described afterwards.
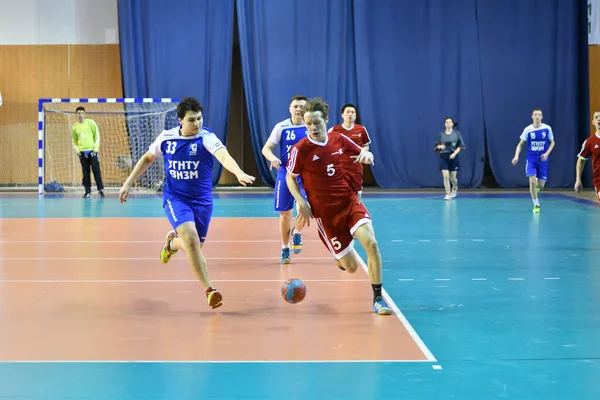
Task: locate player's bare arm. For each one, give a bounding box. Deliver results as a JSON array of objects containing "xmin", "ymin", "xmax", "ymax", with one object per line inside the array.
[
  {"xmin": 450, "ymin": 148, "xmax": 461, "ymax": 160},
  {"xmin": 261, "ymin": 141, "xmax": 282, "ymax": 170},
  {"xmin": 286, "ymin": 172, "xmax": 312, "ymax": 227},
  {"xmin": 355, "ymin": 149, "xmax": 375, "ymax": 165},
  {"xmin": 214, "ymin": 148, "xmax": 256, "ymax": 186},
  {"xmin": 512, "ymin": 140, "xmax": 527, "ymax": 165},
  {"xmin": 575, "ymin": 157, "xmax": 586, "ymax": 193},
  {"xmin": 119, "ymin": 151, "xmax": 157, "ymax": 203},
  {"xmin": 541, "ymin": 140, "xmax": 555, "ymax": 161}
]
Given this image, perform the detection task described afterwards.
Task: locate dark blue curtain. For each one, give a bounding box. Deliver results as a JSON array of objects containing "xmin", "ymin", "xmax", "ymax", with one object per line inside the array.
[
  {"xmin": 353, "ymin": 0, "xmax": 486, "ymax": 189},
  {"xmin": 236, "ymin": 0, "xmax": 358, "ymax": 187},
  {"xmin": 117, "ymin": 0, "xmax": 234, "ymax": 185},
  {"xmin": 476, "ymin": 0, "xmax": 589, "ymax": 188}
]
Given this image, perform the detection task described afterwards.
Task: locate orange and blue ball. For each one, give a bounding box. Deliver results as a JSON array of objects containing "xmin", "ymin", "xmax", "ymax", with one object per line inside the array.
[{"xmin": 281, "ymin": 278, "xmax": 306, "ymax": 304}]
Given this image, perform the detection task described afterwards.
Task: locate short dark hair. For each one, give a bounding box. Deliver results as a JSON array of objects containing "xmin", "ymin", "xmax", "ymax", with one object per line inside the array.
[
  {"xmin": 533, "ymin": 108, "xmax": 543, "ymax": 113},
  {"xmin": 177, "ymin": 97, "xmax": 203, "ymax": 119},
  {"xmin": 75, "ymin": 106, "xmax": 86, "ymax": 113},
  {"xmin": 290, "ymin": 95, "xmax": 308, "ymax": 104},
  {"xmin": 303, "ymin": 98, "xmax": 329, "ymax": 121},
  {"xmin": 340, "ymin": 103, "xmax": 357, "ymax": 114}
]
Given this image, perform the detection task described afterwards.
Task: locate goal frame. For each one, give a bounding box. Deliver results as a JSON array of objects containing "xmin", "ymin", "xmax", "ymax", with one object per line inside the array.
[{"xmin": 37, "ymin": 97, "xmax": 180, "ymax": 195}]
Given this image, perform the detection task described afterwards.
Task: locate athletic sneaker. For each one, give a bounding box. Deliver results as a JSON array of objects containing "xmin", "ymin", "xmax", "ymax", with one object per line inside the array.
[
  {"xmin": 206, "ymin": 287, "xmax": 223, "ymax": 309},
  {"xmin": 373, "ymin": 296, "xmax": 393, "ymax": 315},
  {"xmin": 280, "ymin": 247, "xmax": 291, "ymax": 264},
  {"xmin": 160, "ymin": 230, "xmax": 178, "ymax": 264},
  {"xmin": 291, "ymin": 231, "xmax": 303, "ymax": 254}
]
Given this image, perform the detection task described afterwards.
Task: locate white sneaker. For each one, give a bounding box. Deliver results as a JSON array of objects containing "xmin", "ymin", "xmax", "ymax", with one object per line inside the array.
[
  {"xmin": 444, "ymin": 195, "xmax": 452, "ymax": 200},
  {"xmin": 451, "ymin": 189, "xmax": 457, "ymax": 198}
]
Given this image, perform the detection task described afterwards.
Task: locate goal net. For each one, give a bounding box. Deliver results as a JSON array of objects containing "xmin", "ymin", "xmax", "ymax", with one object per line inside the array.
[{"xmin": 39, "ymin": 98, "xmax": 180, "ymax": 194}]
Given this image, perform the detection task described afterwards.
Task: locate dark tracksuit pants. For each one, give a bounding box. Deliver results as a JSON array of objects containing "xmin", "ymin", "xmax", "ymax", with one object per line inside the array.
[{"xmin": 79, "ymin": 152, "xmax": 104, "ymax": 193}]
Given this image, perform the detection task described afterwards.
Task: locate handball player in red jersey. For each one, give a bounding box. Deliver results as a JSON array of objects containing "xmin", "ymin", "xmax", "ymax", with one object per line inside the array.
[{"xmin": 285, "ymin": 98, "xmax": 392, "ymax": 315}]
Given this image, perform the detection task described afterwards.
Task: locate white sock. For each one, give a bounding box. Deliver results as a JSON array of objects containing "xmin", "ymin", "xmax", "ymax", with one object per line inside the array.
[
  {"xmin": 282, "ymin": 244, "xmax": 289, "ymax": 249},
  {"xmin": 533, "ymin": 198, "xmax": 540, "ymax": 206}
]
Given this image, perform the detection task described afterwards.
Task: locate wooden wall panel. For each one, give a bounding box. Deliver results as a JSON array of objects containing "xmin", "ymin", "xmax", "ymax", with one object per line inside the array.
[{"xmin": 0, "ymin": 45, "xmax": 123, "ymax": 186}]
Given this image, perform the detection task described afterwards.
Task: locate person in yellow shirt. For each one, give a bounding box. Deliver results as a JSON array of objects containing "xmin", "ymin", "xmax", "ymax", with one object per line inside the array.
[{"xmin": 72, "ymin": 106, "xmax": 104, "ymax": 198}]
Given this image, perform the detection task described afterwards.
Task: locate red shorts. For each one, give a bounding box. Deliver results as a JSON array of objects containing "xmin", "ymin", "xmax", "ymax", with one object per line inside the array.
[{"xmin": 314, "ymin": 200, "xmax": 371, "ymax": 259}]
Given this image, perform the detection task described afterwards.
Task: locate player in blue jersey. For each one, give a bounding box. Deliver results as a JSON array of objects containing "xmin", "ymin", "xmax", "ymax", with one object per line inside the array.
[
  {"xmin": 261, "ymin": 95, "xmax": 308, "ymax": 264},
  {"xmin": 119, "ymin": 97, "xmax": 255, "ymax": 309},
  {"xmin": 511, "ymin": 109, "xmax": 555, "ymax": 213}
]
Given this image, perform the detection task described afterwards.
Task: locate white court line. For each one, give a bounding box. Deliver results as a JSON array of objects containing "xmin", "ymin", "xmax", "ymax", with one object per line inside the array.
[
  {"xmin": 357, "ymin": 257, "xmax": 437, "ymax": 363},
  {"xmin": 0, "ymin": 279, "xmax": 371, "ymax": 283},
  {"xmin": 0, "ymin": 240, "xmax": 322, "ymax": 244},
  {"xmin": 398, "ymin": 277, "xmax": 560, "ymax": 282},
  {"xmin": 0, "ymin": 359, "xmax": 434, "ymax": 364},
  {"xmin": 0, "ymin": 257, "xmax": 333, "ymax": 260}
]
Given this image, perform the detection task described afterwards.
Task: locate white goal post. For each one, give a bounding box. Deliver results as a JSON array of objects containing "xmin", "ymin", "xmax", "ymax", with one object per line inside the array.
[{"xmin": 38, "ymin": 97, "xmax": 180, "ymax": 194}]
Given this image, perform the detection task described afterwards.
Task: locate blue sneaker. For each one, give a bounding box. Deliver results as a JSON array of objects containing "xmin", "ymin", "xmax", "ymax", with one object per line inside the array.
[
  {"xmin": 280, "ymin": 248, "xmax": 291, "ymax": 264},
  {"xmin": 291, "ymin": 232, "xmax": 303, "ymax": 254},
  {"xmin": 372, "ymin": 296, "xmax": 392, "ymax": 315}
]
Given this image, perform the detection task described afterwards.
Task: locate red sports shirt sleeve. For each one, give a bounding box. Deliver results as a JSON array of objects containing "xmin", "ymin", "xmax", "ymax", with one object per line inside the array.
[
  {"xmin": 286, "ymin": 144, "xmax": 302, "ymax": 176},
  {"xmin": 578, "ymin": 139, "xmax": 591, "ymax": 159},
  {"xmin": 361, "ymin": 126, "xmax": 372, "ymax": 146}
]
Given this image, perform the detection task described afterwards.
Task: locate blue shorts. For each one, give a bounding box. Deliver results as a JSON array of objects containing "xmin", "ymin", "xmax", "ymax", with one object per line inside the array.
[
  {"xmin": 163, "ymin": 197, "xmax": 213, "ymax": 242},
  {"xmin": 525, "ymin": 159, "xmax": 548, "ymax": 181},
  {"xmin": 439, "ymin": 153, "xmax": 459, "ymax": 171},
  {"xmin": 274, "ymin": 169, "xmax": 307, "ymax": 212}
]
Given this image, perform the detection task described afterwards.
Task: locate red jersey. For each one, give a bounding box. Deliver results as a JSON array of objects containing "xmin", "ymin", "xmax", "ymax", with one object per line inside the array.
[
  {"xmin": 328, "ymin": 124, "xmax": 372, "ymax": 148},
  {"xmin": 287, "ymin": 132, "xmax": 363, "ymax": 216},
  {"xmin": 577, "ymin": 133, "xmax": 600, "ymax": 188},
  {"xmin": 328, "ymin": 124, "xmax": 371, "ymax": 191}
]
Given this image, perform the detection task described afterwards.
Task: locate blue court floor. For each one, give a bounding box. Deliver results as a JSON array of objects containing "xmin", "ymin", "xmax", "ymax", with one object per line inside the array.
[{"xmin": 0, "ymin": 191, "xmax": 599, "ymax": 399}]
